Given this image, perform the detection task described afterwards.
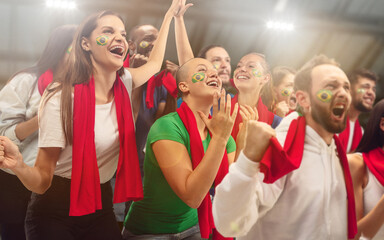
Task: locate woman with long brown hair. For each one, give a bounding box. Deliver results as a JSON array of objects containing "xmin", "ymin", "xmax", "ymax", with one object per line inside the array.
[
  {"xmin": 0, "ymin": 1, "xmax": 182, "ymax": 239},
  {"xmin": 0, "ymin": 24, "xmax": 76, "ymax": 240}
]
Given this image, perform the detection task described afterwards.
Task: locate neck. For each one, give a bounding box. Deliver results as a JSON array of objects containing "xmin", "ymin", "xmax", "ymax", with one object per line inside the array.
[
  {"xmin": 238, "ymin": 89, "xmax": 260, "ymax": 107},
  {"xmin": 305, "ymin": 113, "xmax": 334, "ymax": 145},
  {"xmin": 93, "ymin": 69, "xmax": 116, "ymax": 104},
  {"xmin": 184, "ymin": 96, "xmax": 211, "ymax": 138},
  {"xmin": 348, "ymin": 105, "xmax": 360, "ymax": 122}
]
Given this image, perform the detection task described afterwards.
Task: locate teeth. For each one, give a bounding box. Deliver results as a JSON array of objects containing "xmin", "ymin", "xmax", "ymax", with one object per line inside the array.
[
  {"xmin": 237, "ymin": 76, "xmax": 247, "ymax": 79},
  {"xmin": 207, "ymin": 81, "xmax": 218, "ymax": 87},
  {"xmin": 110, "ymin": 46, "xmax": 124, "ymax": 54},
  {"xmin": 334, "ymin": 105, "xmax": 344, "ymax": 109}
]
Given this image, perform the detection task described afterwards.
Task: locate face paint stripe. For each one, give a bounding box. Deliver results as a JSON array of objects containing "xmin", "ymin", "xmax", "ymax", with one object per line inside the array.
[
  {"xmin": 192, "ymin": 73, "xmax": 205, "ymax": 83},
  {"xmin": 281, "ymin": 88, "xmax": 292, "ymax": 97},
  {"xmin": 316, "ymin": 89, "xmax": 333, "ymax": 102},
  {"xmin": 96, "ymin": 35, "xmax": 109, "ymax": 46},
  {"xmin": 252, "ymin": 69, "xmax": 262, "ymax": 78},
  {"xmin": 357, "ymin": 88, "xmax": 366, "ymax": 94},
  {"xmin": 139, "ymin": 41, "xmax": 149, "ymax": 49}
]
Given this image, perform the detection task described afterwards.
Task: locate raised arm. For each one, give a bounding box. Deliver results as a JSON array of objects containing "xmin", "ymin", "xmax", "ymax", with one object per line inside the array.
[
  {"xmin": 129, "ymin": 0, "xmax": 182, "ymax": 88},
  {"xmin": 174, "ymin": 0, "xmax": 194, "ymax": 65},
  {"xmin": 153, "ymin": 90, "xmax": 237, "ymax": 208}
]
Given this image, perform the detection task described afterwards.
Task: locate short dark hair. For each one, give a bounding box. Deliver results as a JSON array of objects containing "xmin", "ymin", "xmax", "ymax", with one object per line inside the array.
[
  {"xmin": 197, "ymin": 45, "xmax": 223, "ymax": 59},
  {"xmin": 348, "ymin": 68, "xmax": 379, "ymax": 86},
  {"xmin": 356, "ymin": 99, "xmax": 384, "ymax": 153},
  {"xmin": 294, "ymin": 54, "xmax": 340, "ymax": 93}
]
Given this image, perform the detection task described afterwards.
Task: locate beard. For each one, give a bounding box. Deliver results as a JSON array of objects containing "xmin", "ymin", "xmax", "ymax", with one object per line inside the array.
[
  {"xmin": 354, "ymin": 99, "xmax": 372, "ymax": 112},
  {"xmin": 310, "ymin": 95, "xmax": 347, "ymax": 134}
]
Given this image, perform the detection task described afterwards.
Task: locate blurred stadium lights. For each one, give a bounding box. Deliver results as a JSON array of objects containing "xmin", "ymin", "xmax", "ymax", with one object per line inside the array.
[
  {"xmin": 266, "ymin": 20, "xmax": 295, "ymax": 31},
  {"xmin": 45, "ymin": 0, "xmax": 77, "ymax": 10}
]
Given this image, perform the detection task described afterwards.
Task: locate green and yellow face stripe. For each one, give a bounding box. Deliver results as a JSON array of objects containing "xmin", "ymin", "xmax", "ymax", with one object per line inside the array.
[
  {"xmin": 66, "ymin": 45, "xmax": 72, "ymax": 54},
  {"xmin": 357, "ymin": 88, "xmax": 366, "ymax": 94},
  {"xmin": 281, "ymin": 88, "xmax": 292, "ymax": 97},
  {"xmin": 316, "ymin": 89, "xmax": 333, "ymax": 102},
  {"xmin": 192, "ymin": 73, "xmax": 205, "ymax": 83},
  {"xmin": 96, "ymin": 35, "xmax": 109, "ymax": 46},
  {"xmin": 139, "ymin": 41, "xmax": 149, "ymax": 49}
]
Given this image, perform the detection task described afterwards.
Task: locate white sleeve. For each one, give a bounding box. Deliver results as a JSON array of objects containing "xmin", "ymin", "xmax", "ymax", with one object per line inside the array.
[
  {"xmin": 213, "ymin": 152, "xmax": 285, "ymax": 237},
  {"xmin": 38, "ymin": 91, "xmax": 66, "ymax": 149},
  {"xmin": 0, "ymin": 73, "xmax": 37, "ymax": 146}
]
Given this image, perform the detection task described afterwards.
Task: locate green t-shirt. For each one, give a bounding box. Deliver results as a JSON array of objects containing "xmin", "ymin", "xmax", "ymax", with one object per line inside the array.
[{"xmin": 124, "ymin": 112, "xmax": 236, "ymax": 234}]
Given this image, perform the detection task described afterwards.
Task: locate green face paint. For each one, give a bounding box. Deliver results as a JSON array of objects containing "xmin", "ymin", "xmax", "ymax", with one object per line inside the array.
[
  {"xmin": 252, "ymin": 69, "xmax": 262, "ymax": 78},
  {"xmin": 213, "ymin": 64, "xmax": 220, "ymax": 70},
  {"xmin": 139, "ymin": 41, "xmax": 149, "ymax": 49},
  {"xmin": 192, "ymin": 73, "xmax": 205, "ymax": 83},
  {"xmin": 357, "ymin": 88, "xmax": 366, "ymax": 94},
  {"xmin": 316, "ymin": 89, "xmax": 333, "ymax": 102},
  {"xmin": 96, "ymin": 35, "xmax": 109, "ymax": 46},
  {"xmin": 281, "ymin": 88, "xmax": 292, "ymax": 97},
  {"xmin": 66, "ymin": 45, "xmax": 72, "ymax": 54}
]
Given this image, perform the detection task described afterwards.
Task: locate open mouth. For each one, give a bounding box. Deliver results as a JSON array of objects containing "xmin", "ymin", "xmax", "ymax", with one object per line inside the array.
[
  {"xmin": 206, "ymin": 80, "xmax": 219, "ymax": 88},
  {"xmin": 109, "ymin": 46, "xmax": 125, "ymax": 57},
  {"xmin": 332, "ymin": 104, "xmax": 345, "ymax": 119}
]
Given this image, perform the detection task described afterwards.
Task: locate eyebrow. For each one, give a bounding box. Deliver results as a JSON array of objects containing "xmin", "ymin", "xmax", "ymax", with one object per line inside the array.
[{"xmin": 101, "ymin": 26, "xmax": 126, "ymax": 34}]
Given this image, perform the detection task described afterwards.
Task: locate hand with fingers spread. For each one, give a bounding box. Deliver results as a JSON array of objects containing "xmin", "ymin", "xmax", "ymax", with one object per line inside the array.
[
  {"xmin": 0, "ymin": 136, "xmax": 23, "ymax": 170},
  {"xmin": 129, "ymin": 53, "xmax": 149, "ymax": 68},
  {"xmin": 243, "ymin": 121, "xmax": 276, "ymax": 163},
  {"xmin": 274, "ymin": 101, "xmax": 290, "ymax": 118},
  {"xmin": 198, "ymin": 89, "xmax": 238, "ymax": 141},
  {"xmin": 174, "ymin": 0, "xmax": 193, "ymax": 18}
]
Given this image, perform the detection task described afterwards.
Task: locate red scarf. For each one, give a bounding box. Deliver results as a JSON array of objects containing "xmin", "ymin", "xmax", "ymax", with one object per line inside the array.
[
  {"xmin": 70, "ymin": 74, "xmax": 143, "ymax": 216},
  {"xmin": 363, "ymin": 147, "xmax": 384, "ymax": 186},
  {"xmin": 177, "ymin": 102, "xmax": 229, "ymax": 240},
  {"xmin": 339, "ymin": 117, "xmax": 363, "ymax": 153},
  {"xmin": 231, "ymin": 95, "xmax": 275, "ymax": 140},
  {"xmin": 145, "ymin": 70, "xmax": 177, "ymax": 109},
  {"xmin": 123, "ymin": 54, "xmax": 130, "ymax": 68},
  {"xmin": 37, "ymin": 69, "xmax": 53, "ymax": 96},
  {"xmin": 260, "ymin": 116, "xmax": 357, "ymax": 238}
]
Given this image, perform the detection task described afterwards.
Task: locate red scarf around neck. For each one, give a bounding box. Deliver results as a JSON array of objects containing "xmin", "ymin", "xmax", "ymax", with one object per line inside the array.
[
  {"xmin": 339, "ymin": 117, "xmax": 363, "ymax": 153},
  {"xmin": 231, "ymin": 95, "xmax": 275, "ymax": 140},
  {"xmin": 259, "ymin": 116, "xmax": 357, "ymax": 238},
  {"xmin": 70, "ymin": 74, "xmax": 143, "ymax": 216},
  {"xmin": 37, "ymin": 69, "xmax": 53, "ymax": 96},
  {"xmin": 176, "ymin": 102, "xmax": 229, "ymax": 240},
  {"xmin": 145, "ymin": 70, "xmax": 177, "ymax": 109},
  {"xmin": 363, "ymin": 147, "xmax": 384, "ymax": 186}
]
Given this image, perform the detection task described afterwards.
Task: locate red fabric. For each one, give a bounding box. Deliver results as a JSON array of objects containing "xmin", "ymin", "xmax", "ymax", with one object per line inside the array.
[
  {"xmin": 363, "ymin": 147, "xmax": 384, "ymax": 186},
  {"xmin": 339, "ymin": 117, "xmax": 363, "ymax": 152},
  {"xmin": 37, "ymin": 69, "xmax": 53, "ymax": 96},
  {"xmin": 259, "ymin": 116, "xmax": 357, "ymax": 238},
  {"xmin": 70, "ymin": 74, "xmax": 143, "ymax": 216},
  {"xmin": 123, "ymin": 54, "xmax": 130, "ymax": 68},
  {"xmin": 231, "ymin": 95, "xmax": 275, "ymax": 140},
  {"xmin": 145, "ymin": 70, "xmax": 177, "ymax": 109},
  {"xmin": 176, "ymin": 102, "xmax": 230, "ymax": 240}
]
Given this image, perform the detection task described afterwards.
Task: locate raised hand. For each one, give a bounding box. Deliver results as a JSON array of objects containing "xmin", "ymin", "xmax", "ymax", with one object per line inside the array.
[
  {"xmin": 0, "ymin": 136, "xmax": 23, "ymax": 170},
  {"xmin": 198, "ymin": 89, "xmax": 238, "ymax": 141},
  {"xmin": 243, "ymin": 121, "xmax": 275, "ymax": 162},
  {"xmin": 274, "ymin": 101, "xmax": 290, "ymax": 118},
  {"xmin": 129, "ymin": 53, "xmax": 149, "ymax": 68},
  {"xmin": 165, "ymin": 60, "xmax": 179, "ymax": 77},
  {"xmin": 174, "ymin": 0, "xmax": 193, "ymax": 18}
]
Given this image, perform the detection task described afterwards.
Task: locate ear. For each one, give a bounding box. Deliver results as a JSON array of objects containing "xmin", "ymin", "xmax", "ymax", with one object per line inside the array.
[
  {"xmin": 380, "ymin": 117, "xmax": 384, "ymax": 132},
  {"xmin": 128, "ymin": 40, "xmax": 136, "ymax": 53},
  {"xmin": 296, "ymin": 90, "xmax": 311, "ymax": 111},
  {"xmin": 81, "ymin": 37, "xmax": 91, "ymax": 52},
  {"xmin": 178, "ymin": 81, "xmax": 189, "ymax": 94},
  {"xmin": 261, "ymin": 73, "xmax": 271, "ymax": 86}
]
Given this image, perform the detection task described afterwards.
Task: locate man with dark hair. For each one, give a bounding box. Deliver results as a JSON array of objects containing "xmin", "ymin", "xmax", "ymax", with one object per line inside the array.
[
  {"xmin": 339, "ymin": 68, "xmax": 378, "ymax": 153},
  {"xmin": 213, "ymin": 55, "xmax": 357, "ymax": 240}
]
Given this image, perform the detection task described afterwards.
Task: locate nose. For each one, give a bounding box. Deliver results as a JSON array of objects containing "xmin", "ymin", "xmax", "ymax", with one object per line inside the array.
[{"xmin": 208, "ymin": 68, "xmax": 219, "ymax": 78}]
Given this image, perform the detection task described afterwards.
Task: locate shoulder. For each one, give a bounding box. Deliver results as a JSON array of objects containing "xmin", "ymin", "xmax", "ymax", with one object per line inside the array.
[
  {"xmin": 148, "ymin": 112, "xmax": 187, "ymax": 144},
  {"xmin": 348, "ymin": 153, "xmax": 366, "ymax": 184},
  {"xmin": 7, "ymin": 72, "xmax": 36, "ymax": 90}
]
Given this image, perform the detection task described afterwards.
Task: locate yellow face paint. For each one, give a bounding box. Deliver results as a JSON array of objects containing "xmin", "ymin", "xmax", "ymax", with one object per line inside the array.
[
  {"xmin": 96, "ymin": 35, "xmax": 109, "ymax": 46},
  {"xmin": 139, "ymin": 41, "xmax": 149, "ymax": 49},
  {"xmin": 357, "ymin": 88, "xmax": 366, "ymax": 94},
  {"xmin": 192, "ymin": 73, "xmax": 205, "ymax": 83},
  {"xmin": 66, "ymin": 45, "xmax": 72, "ymax": 54},
  {"xmin": 213, "ymin": 64, "xmax": 220, "ymax": 70},
  {"xmin": 252, "ymin": 69, "xmax": 262, "ymax": 78},
  {"xmin": 316, "ymin": 89, "xmax": 333, "ymax": 102},
  {"xmin": 281, "ymin": 88, "xmax": 292, "ymax": 97}
]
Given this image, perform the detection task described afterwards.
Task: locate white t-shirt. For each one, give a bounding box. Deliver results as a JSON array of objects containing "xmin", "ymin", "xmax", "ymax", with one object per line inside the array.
[
  {"xmin": 38, "ymin": 69, "xmax": 133, "ymax": 183},
  {"xmin": 0, "ymin": 72, "xmax": 40, "ymax": 174},
  {"xmin": 213, "ymin": 112, "xmax": 348, "ymax": 240}
]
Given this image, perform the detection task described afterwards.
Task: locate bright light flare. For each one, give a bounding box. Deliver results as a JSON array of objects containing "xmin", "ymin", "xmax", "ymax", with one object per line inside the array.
[
  {"xmin": 266, "ymin": 21, "xmax": 295, "ymax": 31},
  {"xmin": 46, "ymin": 0, "xmax": 77, "ymax": 10}
]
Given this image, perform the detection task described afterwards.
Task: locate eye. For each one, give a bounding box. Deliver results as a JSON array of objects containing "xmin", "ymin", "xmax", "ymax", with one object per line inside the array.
[
  {"xmin": 325, "ymin": 84, "xmax": 336, "ymax": 90},
  {"xmin": 103, "ymin": 29, "xmax": 113, "ymax": 34},
  {"xmin": 344, "ymin": 85, "xmax": 350, "ymax": 91},
  {"xmin": 122, "ymin": 33, "xmax": 127, "ymax": 38}
]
